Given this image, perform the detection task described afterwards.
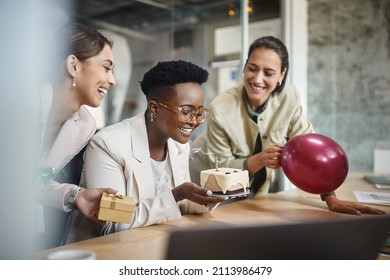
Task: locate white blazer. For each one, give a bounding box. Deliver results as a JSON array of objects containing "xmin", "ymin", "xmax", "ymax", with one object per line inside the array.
[{"xmin": 63, "ymin": 112, "xmax": 207, "ymax": 244}]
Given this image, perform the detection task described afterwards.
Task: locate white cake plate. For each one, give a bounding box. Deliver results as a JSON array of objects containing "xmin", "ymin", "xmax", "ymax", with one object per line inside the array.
[{"xmin": 210, "ymin": 188, "xmax": 250, "ymax": 199}]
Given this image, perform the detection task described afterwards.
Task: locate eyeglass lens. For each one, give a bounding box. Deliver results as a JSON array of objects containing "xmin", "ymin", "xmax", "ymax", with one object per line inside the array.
[{"xmin": 180, "ymin": 107, "xmax": 208, "ymax": 123}]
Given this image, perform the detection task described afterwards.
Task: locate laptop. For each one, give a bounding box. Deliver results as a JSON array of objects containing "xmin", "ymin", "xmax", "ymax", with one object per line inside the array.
[
  {"xmin": 165, "ymin": 215, "xmax": 390, "ymax": 260},
  {"xmin": 364, "ymin": 175, "xmax": 390, "ymax": 185},
  {"xmin": 364, "ymin": 175, "xmax": 390, "ymax": 190}
]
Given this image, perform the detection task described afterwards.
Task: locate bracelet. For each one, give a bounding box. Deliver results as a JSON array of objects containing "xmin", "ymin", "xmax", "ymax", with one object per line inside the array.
[
  {"xmin": 320, "ymin": 191, "xmax": 336, "ymax": 201},
  {"xmin": 68, "ymin": 186, "xmax": 83, "ymax": 208}
]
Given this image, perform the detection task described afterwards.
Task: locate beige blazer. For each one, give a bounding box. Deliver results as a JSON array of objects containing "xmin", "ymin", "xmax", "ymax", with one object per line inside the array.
[
  {"xmin": 37, "ymin": 103, "xmax": 96, "ymax": 248},
  {"xmin": 38, "ymin": 105, "xmax": 96, "ymax": 211},
  {"xmin": 63, "ymin": 112, "xmax": 207, "ymax": 244}
]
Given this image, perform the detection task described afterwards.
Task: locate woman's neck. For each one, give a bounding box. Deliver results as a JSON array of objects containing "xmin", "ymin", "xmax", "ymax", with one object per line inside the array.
[
  {"xmin": 49, "ymin": 83, "xmax": 80, "ymax": 126},
  {"xmin": 145, "ymin": 111, "xmax": 169, "ymax": 161}
]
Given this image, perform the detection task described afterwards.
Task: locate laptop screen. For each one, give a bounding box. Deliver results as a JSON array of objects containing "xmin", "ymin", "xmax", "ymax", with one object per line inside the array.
[{"xmin": 165, "ymin": 215, "xmax": 390, "ymax": 260}]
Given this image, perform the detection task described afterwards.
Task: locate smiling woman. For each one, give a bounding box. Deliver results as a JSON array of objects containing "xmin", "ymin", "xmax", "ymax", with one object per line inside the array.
[
  {"xmin": 37, "ymin": 23, "xmax": 119, "ymax": 250},
  {"xmin": 189, "ymin": 36, "xmax": 386, "ymax": 217},
  {"xmin": 147, "ymin": 82, "xmax": 207, "ymax": 147},
  {"xmin": 62, "ymin": 60, "xmax": 225, "ymax": 245}
]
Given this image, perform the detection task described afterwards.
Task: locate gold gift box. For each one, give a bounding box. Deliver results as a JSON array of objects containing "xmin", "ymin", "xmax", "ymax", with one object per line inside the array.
[{"xmin": 98, "ymin": 192, "xmax": 135, "ymax": 224}]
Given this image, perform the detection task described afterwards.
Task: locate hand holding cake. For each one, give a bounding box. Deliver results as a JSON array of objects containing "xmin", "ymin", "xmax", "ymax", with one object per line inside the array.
[{"xmin": 171, "ymin": 182, "xmax": 226, "ymax": 205}]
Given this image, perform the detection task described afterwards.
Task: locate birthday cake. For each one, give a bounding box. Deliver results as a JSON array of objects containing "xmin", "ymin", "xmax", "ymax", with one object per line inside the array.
[{"xmin": 200, "ymin": 168, "xmax": 249, "ymax": 195}]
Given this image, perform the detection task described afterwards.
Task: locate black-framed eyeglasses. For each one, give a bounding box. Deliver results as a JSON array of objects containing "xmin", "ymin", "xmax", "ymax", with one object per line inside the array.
[{"xmin": 156, "ymin": 101, "xmax": 210, "ymax": 124}]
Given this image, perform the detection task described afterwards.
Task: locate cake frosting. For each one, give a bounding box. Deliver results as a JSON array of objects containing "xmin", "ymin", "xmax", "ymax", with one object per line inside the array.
[{"xmin": 200, "ymin": 167, "xmax": 249, "ymax": 195}]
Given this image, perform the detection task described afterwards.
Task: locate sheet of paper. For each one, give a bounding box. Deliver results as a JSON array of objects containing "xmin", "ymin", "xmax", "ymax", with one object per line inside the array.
[{"xmin": 354, "ymin": 191, "xmax": 390, "ymax": 204}]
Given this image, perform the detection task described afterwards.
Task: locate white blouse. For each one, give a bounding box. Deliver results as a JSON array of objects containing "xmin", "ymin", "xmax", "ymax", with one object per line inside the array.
[{"xmin": 150, "ymin": 152, "xmax": 174, "ymax": 195}]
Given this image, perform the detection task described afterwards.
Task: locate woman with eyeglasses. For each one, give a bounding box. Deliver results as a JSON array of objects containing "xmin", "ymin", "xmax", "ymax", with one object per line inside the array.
[{"xmin": 62, "ymin": 60, "xmax": 225, "ymax": 244}]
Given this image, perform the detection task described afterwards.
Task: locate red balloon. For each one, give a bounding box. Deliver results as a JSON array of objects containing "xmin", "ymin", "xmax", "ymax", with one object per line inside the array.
[{"xmin": 281, "ymin": 133, "xmax": 349, "ymax": 194}]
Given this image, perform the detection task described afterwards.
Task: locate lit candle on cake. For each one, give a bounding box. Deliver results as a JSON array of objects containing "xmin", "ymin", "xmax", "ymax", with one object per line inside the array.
[{"xmin": 214, "ymin": 154, "xmax": 219, "ymax": 171}]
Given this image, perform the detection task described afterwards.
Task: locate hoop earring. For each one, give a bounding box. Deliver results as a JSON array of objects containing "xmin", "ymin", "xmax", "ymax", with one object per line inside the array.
[{"xmin": 72, "ymin": 77, "xmax": 76, "ymax": 87}]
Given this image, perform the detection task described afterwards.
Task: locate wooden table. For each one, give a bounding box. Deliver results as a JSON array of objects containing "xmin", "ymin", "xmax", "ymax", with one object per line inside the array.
[{"xmin": 40, "ymin": 172, "xmax": 390, "ymax": 260}]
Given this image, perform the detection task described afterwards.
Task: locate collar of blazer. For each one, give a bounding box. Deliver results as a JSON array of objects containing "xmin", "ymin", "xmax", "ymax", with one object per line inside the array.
[
  {"xmin": 129, "ymin": 113, "xmax": 190, "ymax": 199},
  {"xmin": 130, "ymin": 113, "xmax": 188, "ymax": 163},
  {"xmin": 43, "ymin": 106, "xmax": 96, "ymax": 169}
]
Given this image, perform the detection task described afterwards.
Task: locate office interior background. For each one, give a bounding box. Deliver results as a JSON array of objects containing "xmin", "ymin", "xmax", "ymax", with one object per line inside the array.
[
  {"xmin": 73, "ymin": 0, "xmax": 390, "ymax": 173},
  {"xmin": 0, "ymin": 0, "xmax": 389, "ymax": 258}
]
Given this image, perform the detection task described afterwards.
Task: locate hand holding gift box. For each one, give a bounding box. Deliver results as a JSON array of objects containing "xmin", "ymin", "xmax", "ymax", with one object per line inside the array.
[{"xmin": 98, "ymin": 192, "xmax": 135, "ymax": 223}]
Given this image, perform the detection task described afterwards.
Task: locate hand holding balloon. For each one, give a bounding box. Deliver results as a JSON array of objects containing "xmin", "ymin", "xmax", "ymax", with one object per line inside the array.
[
  {"xmin": 281, "ymin": 133, "xmax": 349, "ymax": 194},
  {"xmin": 261, "ymin": 144, "xmax": 283, "ymax": 169},
  {"xmin": 247, "ymin": 144, "xmax": 283, "ymax": 173}
]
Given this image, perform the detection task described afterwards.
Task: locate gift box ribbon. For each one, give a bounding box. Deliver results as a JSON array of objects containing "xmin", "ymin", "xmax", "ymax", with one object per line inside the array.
[{"xmin": 104, "ymin": 193, "xmax": 124, "ymax": 209}]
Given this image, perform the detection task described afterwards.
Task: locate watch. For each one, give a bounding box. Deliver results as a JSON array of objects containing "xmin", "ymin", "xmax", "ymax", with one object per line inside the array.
[
  {"xmin": 320, "ymin": 191, "xmax": 336, "ymax": 201},
  {"xmin": 68, "ymin": 186, "xmax": 83, "ymax": 208}
]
